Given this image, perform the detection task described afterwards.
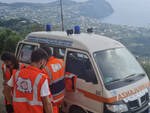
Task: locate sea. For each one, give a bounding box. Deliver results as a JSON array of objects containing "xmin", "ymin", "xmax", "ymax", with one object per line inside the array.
[{"xmin": 102, "ymin": 0, "xmax": 150, "ymax": 27}]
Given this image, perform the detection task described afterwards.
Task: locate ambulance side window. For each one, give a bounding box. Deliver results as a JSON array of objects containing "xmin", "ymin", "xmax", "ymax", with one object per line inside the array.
[
  {"xmin": 18, "ymin": 44, "xmax": 38, "ymax": 64},
  {"xmin": 40, "ymin": 44, "xmax": 65, "ymax": 59},
  {"xmin": 48, "ymin": 47, "xmax": 54, "ymax": 55},
  {"xmin": 66, "ymin": 51, "xmax": 98, "ymax": 84},
  {"xmin": 54, "ymin": 48, "xmax": 65, "ymax": 59}
]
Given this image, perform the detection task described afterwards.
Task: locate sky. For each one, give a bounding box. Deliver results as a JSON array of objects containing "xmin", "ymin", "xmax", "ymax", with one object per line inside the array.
[{"xmin": 0, "ymin": 0, "xmax": 88, "ymax": 3}]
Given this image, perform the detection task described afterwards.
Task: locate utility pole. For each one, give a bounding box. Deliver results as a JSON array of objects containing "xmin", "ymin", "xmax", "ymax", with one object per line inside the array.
[{"xmin": 60, "ymin": 0, "xmax": 64, "ymax": 31}]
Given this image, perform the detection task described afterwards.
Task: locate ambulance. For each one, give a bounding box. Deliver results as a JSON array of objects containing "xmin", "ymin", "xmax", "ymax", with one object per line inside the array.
[{"xmin": 15, "ymin": 25, "xmax": 150, "ymax": 113}]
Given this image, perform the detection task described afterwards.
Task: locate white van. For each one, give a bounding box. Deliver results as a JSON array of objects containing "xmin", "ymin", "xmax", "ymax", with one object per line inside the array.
[{"xmin": 15, "ymin": 26, "xmax": 150, "ymax": 113}]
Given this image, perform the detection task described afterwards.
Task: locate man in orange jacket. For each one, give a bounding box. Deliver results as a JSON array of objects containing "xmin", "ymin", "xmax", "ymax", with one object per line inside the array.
[
  {"xmin": 42, "ymin": 46, "xmax": 65, "ymax": 113},
  {"xmin": 1, "ymin": 52, "xmax": 25, "ymax": 113},
  {"xmin": 3, "ymin": 49, "xmax": 53, "ymax": 113}
]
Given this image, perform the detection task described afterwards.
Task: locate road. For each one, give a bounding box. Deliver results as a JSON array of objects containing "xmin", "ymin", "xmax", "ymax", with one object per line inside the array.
[{"xmin": 0, "ymin": 60, "xmax": 6, "ymax": 113}]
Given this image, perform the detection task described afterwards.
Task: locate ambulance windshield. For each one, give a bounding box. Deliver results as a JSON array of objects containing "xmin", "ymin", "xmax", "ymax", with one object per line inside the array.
[{"xmin": 94, "ymin": 48, "xmax": 145, "ymax": 85}]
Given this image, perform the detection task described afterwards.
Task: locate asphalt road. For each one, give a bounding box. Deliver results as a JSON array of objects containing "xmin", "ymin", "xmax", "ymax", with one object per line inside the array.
[{"xmin": 0, "ymin": 60, "xmax": 6, "ymax": 113}]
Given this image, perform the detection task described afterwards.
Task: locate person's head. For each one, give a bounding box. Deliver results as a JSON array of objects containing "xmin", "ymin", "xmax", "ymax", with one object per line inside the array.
[
  {"xmin": 41, "ymin": 46, "xmax": 52, "ymax": 58},
  {"xmin": 1, "ymin": 52, "xmax": 19, "ymax": 69},
  {"xmin": 31, "ymin": 48, "xmax": 48, "ymax": 69}
]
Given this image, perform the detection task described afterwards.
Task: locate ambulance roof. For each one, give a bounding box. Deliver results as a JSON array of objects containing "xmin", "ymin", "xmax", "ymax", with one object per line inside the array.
[{"xmin": 25, "ymin": 31, "xmax": 124, "ymax": 53}]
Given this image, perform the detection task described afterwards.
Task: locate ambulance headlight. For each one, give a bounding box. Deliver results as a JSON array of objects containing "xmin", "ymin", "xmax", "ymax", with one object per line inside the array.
[{"xmin": 106, "ymin": 103, "xmax": 128, "ymax": 113}]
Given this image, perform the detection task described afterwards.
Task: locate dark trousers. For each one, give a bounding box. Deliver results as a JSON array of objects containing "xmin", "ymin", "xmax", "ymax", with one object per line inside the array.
[{"xmin": 5, "ymin": 98, "xmax": 14, "ymax": 113}]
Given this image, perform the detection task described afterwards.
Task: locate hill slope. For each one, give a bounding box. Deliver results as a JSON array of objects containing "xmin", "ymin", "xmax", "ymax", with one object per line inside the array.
[{"xmin": 0, "ymin": 0, "xmax": 113, "ymax": 24}]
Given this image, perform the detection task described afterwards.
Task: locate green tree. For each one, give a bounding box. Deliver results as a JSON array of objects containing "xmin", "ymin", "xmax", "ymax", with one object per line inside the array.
[
  {"xmin": 4, "ymin": 34, "xmax": 21, "ymax": 53},
  {"xmin": 0, "ymin": 28, "xmax": 22, "ymax": 53},
  {"xmin": 0, "ymin": 29, "xmax": 6, "ymax": 53}
]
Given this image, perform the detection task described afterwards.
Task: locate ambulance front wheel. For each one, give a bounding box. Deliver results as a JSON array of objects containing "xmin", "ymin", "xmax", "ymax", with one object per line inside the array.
[{"xmin": 69, "ymin": 105, "xmax": 86, "ymax": 113}]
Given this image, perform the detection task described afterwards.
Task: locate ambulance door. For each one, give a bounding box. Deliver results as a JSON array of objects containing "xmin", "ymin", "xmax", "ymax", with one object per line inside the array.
[
  {"xmin": 64, "ymin": 49, "xmax": 103, "ymax": 113},
  {"xmin": 16, "ymin": 41, "xmax": 39, "ymax": 64}
]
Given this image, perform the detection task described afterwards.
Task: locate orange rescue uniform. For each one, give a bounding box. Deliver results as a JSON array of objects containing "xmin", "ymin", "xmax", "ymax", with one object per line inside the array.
[
  {"xmin": 2, "ymin": 63, "xmax": 25, "ymax": 81},
  {"xmin": 43, "ymin": 56, "xmax": 65, "ymax": 113},
  {"xmin": 2, "ymin": 63, "xmax": 25, "ymax": 113},
  {"xmin": 12, "ymin": 65, "xmax": 53, "ymax": 113}
]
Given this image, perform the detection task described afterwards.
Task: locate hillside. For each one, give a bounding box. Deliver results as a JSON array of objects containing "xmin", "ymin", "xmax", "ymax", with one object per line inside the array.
[
  {"xmin": 0, "ymin": 18, "xmax": 44, "ymax": 35},
  {"xmin": 79, "ymin": 0, "xmax": 113, "ymax": 19},
  {"xmin": 0, "ymin": 0, "xmax": 113, "ymax": 24},
  {"xmin": 1, "ymin": 18, "xmax": 150, "ymax": 58},
  {"xmin": 1, "ymin": 18, "xmax": 150, "ymax": 76},
  {"xmin": 0, "ymin": 0, "xmax": 150, "ymax": 59}
]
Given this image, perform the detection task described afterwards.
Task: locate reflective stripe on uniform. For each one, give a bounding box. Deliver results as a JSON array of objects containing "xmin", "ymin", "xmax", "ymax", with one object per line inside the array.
[
  {"xmin": 13, "ymin": 97, "xmax": 43, "ymax": 106},
  {"xmin": 45, "ymin": 66, "xmax": 53, "ymax": 80},
  {"xmin": 33, "ymin": 74, "xmax": 43, "ymax": 102},
  {"xmin": 45, "ymin": 65, "xmax": 65, "ymax": 96},
  {"xmin": 13, "ymin": 73, "xmax": 45, "ymax": 106},
  {"xmin": 58, "ymin": 59, "xmax": 64, "ymax": 69},
  {"xmin": 50, "ymin": 76, "xmax": 64, "ymax": 85},
  {"xmin": 50, "ymin": 77, "xmax": 65, "ymax": 96},
  {"xmin": 15, "ymin": 71, "xmax": 20, "ymax": 82},
  {"xmin": 45, "ymin": 58, "xmax": 65, "ymax": 103},
  {"xmin": 3, "ymin": 64, "xmax": 6, "ymax": 72}
]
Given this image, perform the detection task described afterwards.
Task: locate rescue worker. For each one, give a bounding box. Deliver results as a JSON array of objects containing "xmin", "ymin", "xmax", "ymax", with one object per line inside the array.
[
  {"xmin": 1, "ymin": 52, "xmax": 25, "ymax": 113},
  {"xmin": 3, "ymin": 49, "xmax": 53, "ymax": 113},
  {"xmin": 42, "ymin": 46, "xmax": 65, "ymax": 113}
]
